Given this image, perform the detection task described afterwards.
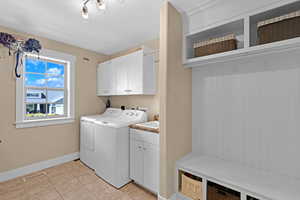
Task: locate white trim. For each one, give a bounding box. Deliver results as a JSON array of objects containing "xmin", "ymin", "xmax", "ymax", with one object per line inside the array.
[
  {"xmin": 168, "ymin": 0, "xmax": 219, "ymax": 15},
  {"xmin": 158, "ymin": 194, "xmax": 169, "ymax": 200},
  {"xmin": 184, "ymin": 36, "xmax": 300, "ymax": 68},
  {"xmin": 0, "ymin": 152, "xmax": 79, "ymax": 182},
  {"xmin": 15, "ymin": 117, "xmax": 75, "ymax": 129},
  {"xmin": 158, "ymin": 194, "xmax": 177, "ymax": 200},
  {"xmin": 16, "ymin": 49, "xmax": 76, "ymax": 129},
  {"xmin": 186, "ymin": 0, "xmax": 220, "ymax": 16},
  {"xmin": 187, "ymin": 0, "xmax": 296, "ymax": 36}
]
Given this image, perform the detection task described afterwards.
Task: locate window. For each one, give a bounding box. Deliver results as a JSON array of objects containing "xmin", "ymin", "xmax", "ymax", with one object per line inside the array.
[{"xmin": 16, "ymin": 49, "xmax": 75, "ymax": 128}]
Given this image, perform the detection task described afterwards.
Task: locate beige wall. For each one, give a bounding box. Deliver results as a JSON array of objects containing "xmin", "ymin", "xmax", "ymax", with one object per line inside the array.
[
  {"xmin": 159, "ymin": 2, "xmax": 192, "ymax": 198},
  {"xmin": 0, "ymin": 26, "xmax": 108, "ymax": 173},
  {"xmin": 109, "ymin": 39, "xmax": 160, "ymax": 120}
]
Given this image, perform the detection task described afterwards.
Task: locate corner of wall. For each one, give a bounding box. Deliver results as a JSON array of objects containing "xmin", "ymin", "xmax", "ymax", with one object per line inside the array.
[{"xmin": 159, "ymin": 2, "xmax": 192, "ymax": 199}]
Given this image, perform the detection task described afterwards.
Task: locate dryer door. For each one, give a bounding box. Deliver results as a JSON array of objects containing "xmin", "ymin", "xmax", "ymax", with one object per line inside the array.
[{"xmin": 80, "ymin": 120, "xmax": 96, "ymax": 169}]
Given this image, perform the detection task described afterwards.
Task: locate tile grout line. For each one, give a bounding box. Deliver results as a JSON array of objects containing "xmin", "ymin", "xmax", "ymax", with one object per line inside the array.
[{"xmin": 1, "ymin": 161, "xmax": 157, "ymax": 200}]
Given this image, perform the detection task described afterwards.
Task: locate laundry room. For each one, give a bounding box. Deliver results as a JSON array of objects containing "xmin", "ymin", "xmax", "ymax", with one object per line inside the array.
[{"xmin": 1, "ymin": 1, "xmax": 300, "ymax": 200}]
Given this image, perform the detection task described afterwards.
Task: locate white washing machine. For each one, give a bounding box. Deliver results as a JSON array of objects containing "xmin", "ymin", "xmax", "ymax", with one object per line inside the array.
[
  {"xmin": 80, "ymin": 108, "xmax": 147, "ymax": 188},
  {"xmin": 80, "ymin": 108, "xmax": 122, "ymax": 169}
]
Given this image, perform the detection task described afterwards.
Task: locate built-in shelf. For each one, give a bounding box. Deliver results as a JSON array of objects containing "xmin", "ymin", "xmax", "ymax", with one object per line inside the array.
[
  {"xmin": 185, "ymin": 19, "xmax": 245, "ymax": 60},
  {"xmin": 184, "ymin": 37, "xmax": 300, "ymax": 68},
  {"xmin": 250, "ymin": 0, "xmax": 300, "ymax": 47},
  {"xmin": 184, "ymin": 0, "xmax": 300, "ymax": 68},
  {"xmin": 176, "ymin": 153, "xmax": 300, "ymax": 200}
]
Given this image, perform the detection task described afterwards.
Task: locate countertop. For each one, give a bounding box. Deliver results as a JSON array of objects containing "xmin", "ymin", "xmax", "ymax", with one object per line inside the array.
[{"xmin": 129, "ymin": 123, "xmax": 159, "ymax": 134}]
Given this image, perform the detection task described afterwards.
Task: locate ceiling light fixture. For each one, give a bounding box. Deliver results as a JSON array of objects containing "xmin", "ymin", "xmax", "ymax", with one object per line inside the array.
[
  {"xmin": 81, "ymin": 0, "xmax": 124, "ymax": 19},
  {"xmin": 81, "ymin": 2, "xmax": 89, "ymax": 19},
  {"xmin": 96, "ymin": 0, "xmax": 106, "ymax": 10}
]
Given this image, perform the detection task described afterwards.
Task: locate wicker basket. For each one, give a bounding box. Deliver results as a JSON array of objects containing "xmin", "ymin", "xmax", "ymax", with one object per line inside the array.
[
  {"xmin": 257, "ymin": 10, "xmax": 300, "ymax": 45},
  {"xmin": 193, "ymin": 34, "xmax": 237, "ymax": 57},
  {"xmin": 207, "ymin": 182, "xmax": 240, "ymax": 200},
  {"xmin": 181, "ymin": 173, "xmax": 202, "ymax": 200}
]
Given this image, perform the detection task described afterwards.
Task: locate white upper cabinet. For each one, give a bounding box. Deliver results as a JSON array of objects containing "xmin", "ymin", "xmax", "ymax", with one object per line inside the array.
[
  {"xmin": 97, "ymin": 47, "xmax": 156, "ymax": 96},
  {"xmin": 114, "ymin": 55, "xmax": 127, "ymax": 94},
  {"xmin": 96, "ymin": 60, "xmax": 116, "ymax": 96},
  {"xmin": 126, "ymin": 51, "xmax": 143, "ymax": 94}
]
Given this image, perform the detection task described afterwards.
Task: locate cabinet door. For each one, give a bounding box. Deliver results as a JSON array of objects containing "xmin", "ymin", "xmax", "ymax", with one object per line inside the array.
[
  {"xmin": 131, "ymin": 140, "xmax": 144, "ymax": 184},
  {"xmin": 130, "ymin": 138, "xmax": 135, "ymax": 180},
  {"xmin": 114, "ymin": 56, "xmax": 128, "ymax": 94},
  {"xmin": 143, "ymin": 142, "xmax": 159, "ymax": 193},
  {"xmin": 104, "ymin": 61, "xmax": 115, "ymax": 93},
  {"xmin": 126, "ymin": 50, "xmax": 143, "ymax": 94},
  {"xmin": 97, "ymin": 61, "xmax": 112, "ymax": 96}
]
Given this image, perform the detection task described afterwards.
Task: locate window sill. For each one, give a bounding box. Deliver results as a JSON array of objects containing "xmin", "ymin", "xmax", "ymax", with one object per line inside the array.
[{"xmin": 15, "ymin": 117, "xmax": 75, "ymax": 129}]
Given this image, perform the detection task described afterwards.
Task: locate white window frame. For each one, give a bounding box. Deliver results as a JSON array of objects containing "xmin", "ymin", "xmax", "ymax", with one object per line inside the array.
[{"xmin": 16, "ymin": 49, "xmax": 76, "ymax": 128}]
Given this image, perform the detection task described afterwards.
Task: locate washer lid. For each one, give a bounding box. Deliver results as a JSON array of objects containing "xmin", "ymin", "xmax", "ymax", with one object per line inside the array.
[
  {"xmin": 94, "ymin": 117, "xmax": 130, "ymax": 127},
  {"xmin": 81, "ymin": 108, "xmax": 148, "ymax": 128},
  {"xmin": 81, "ymin": 115, "xmax": 102, "ymax": 122},
  {"xmin": 81, "ymin": 108, "xmax": 123, "ymax": 122}
]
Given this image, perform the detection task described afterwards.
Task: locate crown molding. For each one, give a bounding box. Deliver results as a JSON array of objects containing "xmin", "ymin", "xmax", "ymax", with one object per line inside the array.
[
  {"xmin": 167, "ymin": 0, "xmax": 220, "ymax": 15},
  {"xmin": 167, "ymin": 0, "xmax": 186, "ymax": 14},
  {"xmin": 186, "ymin": 0, "xmax": 220, "ymax": 16}
]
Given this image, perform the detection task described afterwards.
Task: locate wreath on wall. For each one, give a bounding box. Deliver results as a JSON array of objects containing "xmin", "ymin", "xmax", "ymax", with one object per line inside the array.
[{"xmin": 0, "ymin": 32, "xmax": 42, "ymax": 78}]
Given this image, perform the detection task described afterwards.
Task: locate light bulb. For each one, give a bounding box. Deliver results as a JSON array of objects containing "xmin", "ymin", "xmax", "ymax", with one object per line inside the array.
[
  {"xmin": 81, "ymin": 5, "xmax": 89, "ymax": 19},
  {"xmin": 96, "ymin": 0, "xmax": 106, "ymax": 10}
]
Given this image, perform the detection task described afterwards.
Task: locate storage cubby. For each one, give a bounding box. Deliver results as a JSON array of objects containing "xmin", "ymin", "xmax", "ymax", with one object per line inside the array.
[
  {"xmin": 176, "ymin": 155, "xmax": 300, "ymax": 200},
  {"xmin": 185, "ymin": 19, "xmax": 244, "ymax": 59},
  {"xmin": 207, "ymin": 181, "xmax": 240, "ymax": 200},
  {"xmin": 178, "ymin": 170, "xmax": 203, "ymax": 200},
  {"xmin": 184, "ymin": 1, "xmax": 300, "ymax": 68},
  {"xmin": 250, "ymin": 1, "xmax": 300, "ymax": 46}
]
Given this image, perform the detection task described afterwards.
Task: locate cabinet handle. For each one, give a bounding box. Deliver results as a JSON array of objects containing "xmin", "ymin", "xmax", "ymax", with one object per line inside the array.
[
  {"xmin": 124, "ymin": 89, "xmax": 132, "ymax": 92},
  {"xmin": 138, "ymin": 146, "xmax": 142, "ymax": 149}
]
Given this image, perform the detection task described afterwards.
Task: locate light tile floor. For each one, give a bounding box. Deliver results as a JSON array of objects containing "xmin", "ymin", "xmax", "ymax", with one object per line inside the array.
[{"xmin": 0, "ymin": 160, "xmax": 157, "ymax": 200}]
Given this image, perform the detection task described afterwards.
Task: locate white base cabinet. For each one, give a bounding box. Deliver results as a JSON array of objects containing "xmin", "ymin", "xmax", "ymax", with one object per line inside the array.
[
  {"xmin": 97, "ymin": 47, "xmax": 156, "ymax": 96},
  {"xmin": 130, "ymin": 129, "xmax": 159, "ymax": 194}
]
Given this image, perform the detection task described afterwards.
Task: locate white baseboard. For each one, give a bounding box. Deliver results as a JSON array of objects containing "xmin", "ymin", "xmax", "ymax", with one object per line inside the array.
[
  {"xmin": 158, "ymin": 194, "xmax": 177, "ymax": 200},
  {"xmin": 0, "ymin": 152, "xmax": 79, "ymax": 182},
  {"xmin": 158, "ymin": 194, "xmax": 168, "ymax": 200}
]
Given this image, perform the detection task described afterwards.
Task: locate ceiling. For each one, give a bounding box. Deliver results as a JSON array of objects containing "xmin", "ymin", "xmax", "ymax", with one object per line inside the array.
[
  {"xmin": 0, "ymin": 0, "xmax": 164, "ymax": 55},
  {"xmin": 170, "ymin": 0, "xmax": 216, "ymax": 14}
]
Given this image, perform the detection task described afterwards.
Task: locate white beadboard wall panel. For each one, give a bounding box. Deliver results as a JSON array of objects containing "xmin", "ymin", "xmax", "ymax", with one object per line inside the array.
[{"xmin": 192, "ymin": 48, "xmax": 300, "ymax": 178}]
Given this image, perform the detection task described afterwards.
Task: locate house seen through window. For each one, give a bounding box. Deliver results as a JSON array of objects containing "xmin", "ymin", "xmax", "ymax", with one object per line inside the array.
[{"xmin": 24, "ymin": 56, "xmax": 67, "ymax": 119}]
